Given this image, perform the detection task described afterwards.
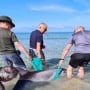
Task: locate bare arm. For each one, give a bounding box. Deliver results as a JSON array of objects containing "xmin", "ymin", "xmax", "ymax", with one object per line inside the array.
[
  {"xmin": 36, "ymin": 42, "xmax": 41, "ymax": 58},
  {"xmin": 59, "ymin": 44, "xmax": 72, "ymax": 65},
  {"xmin": 14, "ymin": 42, "xmax": 31, "ymax": 60}
]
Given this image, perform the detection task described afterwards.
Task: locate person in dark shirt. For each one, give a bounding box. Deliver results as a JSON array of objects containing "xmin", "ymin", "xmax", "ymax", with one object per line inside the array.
[
  {"xmin": 29, "ymin": 23, "xmax": 47, "ymax": 65},
  {"xmin": 0, "ymin": 16, "xmax": 31, "ymax": 81}
]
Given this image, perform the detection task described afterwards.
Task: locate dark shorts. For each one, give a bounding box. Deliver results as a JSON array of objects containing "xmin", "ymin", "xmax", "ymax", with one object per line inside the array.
[{"xmin": 69, "ymin": 53, "xmax": 90, "ymax": 68}]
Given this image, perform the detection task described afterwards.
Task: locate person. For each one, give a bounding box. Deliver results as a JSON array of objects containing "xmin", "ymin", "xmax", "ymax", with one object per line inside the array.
[
  {"xmin": 0, "ymin": 15, "xmax": 31, "ymax": 81},
  {"xmin": 29, "ymin": 23, "xmax": 47, "ymax": 65},
  {"xmin": 59, "ymin": 26, "xmax": 90, "ymax": 79}
]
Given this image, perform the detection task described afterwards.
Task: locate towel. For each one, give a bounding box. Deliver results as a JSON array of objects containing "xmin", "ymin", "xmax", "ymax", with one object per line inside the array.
[
  {"xmin": 49, "ymin": 65, "xmax": 62, "ymax": 80},
  {"xmin": 30, "ymin": 57, "xmax": 43, "ymax": 71}
]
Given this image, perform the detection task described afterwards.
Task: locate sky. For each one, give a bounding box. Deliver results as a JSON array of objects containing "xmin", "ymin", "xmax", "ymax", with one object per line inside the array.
[{"xmin": 0, "ymin": 0, "xmax": 90, "ymax": 32}]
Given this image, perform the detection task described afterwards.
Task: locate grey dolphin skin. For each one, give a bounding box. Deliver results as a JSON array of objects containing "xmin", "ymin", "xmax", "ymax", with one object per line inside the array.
[
  {"xmin": 0, "ymin": 67, "xmax": 66, "ymax": 90},
  {"xmin": 13, "ymin": 67, "xmax": 66, "ymax": 90}
]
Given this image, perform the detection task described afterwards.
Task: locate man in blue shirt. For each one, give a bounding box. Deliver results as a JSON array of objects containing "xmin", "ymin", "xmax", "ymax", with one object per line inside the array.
[{"xmin": 29, "ymin": 23, "xmax": 47, "ymax": 65}]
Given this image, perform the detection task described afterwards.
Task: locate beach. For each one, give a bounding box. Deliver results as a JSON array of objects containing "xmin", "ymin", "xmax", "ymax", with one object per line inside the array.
[{"xmin": 2, "ymin": 32, "xmax": 90, "ymax": 90}]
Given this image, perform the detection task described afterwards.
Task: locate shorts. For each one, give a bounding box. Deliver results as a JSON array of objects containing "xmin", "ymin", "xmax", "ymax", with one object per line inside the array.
[
  {"xmin": 69, "ymin": 53, "xmax": 90, "ymax": 68},
  {"xmin": 0, "ymin": 53, "xmax": 26, "ymax": 70}
]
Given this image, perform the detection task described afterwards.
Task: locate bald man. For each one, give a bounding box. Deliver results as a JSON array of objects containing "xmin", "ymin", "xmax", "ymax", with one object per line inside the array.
[{"xmin": 29, "ymin": 23, "xmax": 47, "ymax": 65}]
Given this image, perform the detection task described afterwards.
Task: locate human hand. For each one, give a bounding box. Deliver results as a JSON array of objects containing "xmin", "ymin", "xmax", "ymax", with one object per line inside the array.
[
  {"xmin": 36, "ymin": 51, "xmax": 41, "ymax": 58},
  {"xmin": 26, "ymin": 55, "xmax": 32, "ymax": 61},
  {"xmin": 59, "ymin": 59, "xmax": 64, "ymax": 66}
]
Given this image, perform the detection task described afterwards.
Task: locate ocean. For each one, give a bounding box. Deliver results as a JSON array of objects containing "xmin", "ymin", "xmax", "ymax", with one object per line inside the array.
[
  {"xmin": 15, "ymin": 32, "xmax": 74, "ymax": 68},
  {"xmin": 16, "ymin": 32, "xmax": 72, "ymax": 59}
]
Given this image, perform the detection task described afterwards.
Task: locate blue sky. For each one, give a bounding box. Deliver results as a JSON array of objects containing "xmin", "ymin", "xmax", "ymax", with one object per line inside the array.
[{"xmin": 0, "ymin": 0, "xmax": 90, "ymax": 32}]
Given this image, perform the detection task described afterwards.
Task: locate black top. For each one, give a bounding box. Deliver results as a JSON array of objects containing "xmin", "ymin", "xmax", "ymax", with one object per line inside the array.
[{"xmin": 30, "ymin": 30, "xmax": 44, "ymax": 49}]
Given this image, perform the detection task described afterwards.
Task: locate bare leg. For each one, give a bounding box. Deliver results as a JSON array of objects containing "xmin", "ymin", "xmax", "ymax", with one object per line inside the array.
[
  {"xmin": 77, "ymin": 66, "xmax": 84, "ymax": 79},
  {"xmin": 67, "ymin": 65, "xmax": 73, "ymax": 79}
]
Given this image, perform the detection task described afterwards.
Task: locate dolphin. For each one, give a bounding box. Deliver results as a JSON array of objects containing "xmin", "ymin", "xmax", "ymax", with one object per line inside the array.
[
  {"xmin": 13, "ymin": 67, "xmax": 66, "ymax": 90},
  {"xmin": 0, "ymin": 65, "xmax": 66, "ymax": 90}
]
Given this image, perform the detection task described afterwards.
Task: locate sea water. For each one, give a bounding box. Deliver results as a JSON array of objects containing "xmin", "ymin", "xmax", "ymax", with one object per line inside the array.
[{"xmin": 15, "ymin": 32, "xmax": 74, "ymax": 68}]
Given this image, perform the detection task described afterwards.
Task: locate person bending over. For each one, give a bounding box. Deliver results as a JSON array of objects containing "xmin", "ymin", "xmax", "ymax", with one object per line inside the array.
[{"xmin": 59, "ymin": 26, "xmax": 90, "ymax": 79}]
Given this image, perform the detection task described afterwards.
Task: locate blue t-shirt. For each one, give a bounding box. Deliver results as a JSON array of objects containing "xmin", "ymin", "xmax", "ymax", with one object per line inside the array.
[
  {"xmin": 67, "ymin": 30, "xmax": 90, "ymax": 53},
  {"xmin": 30, "ymin": 30, "xmax": 44, "ymax": 49}
]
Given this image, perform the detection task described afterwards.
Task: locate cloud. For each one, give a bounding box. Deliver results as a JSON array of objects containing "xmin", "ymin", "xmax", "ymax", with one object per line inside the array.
[{"xmin": 29, "ymin": 5, "xmax": 75, "ymax": 12}]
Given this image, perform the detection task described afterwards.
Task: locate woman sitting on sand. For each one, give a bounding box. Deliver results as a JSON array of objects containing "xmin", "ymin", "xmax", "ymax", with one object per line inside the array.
[{"xmin": 59, "ymin": 26, "xmax": 90, "ymax": 79}]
